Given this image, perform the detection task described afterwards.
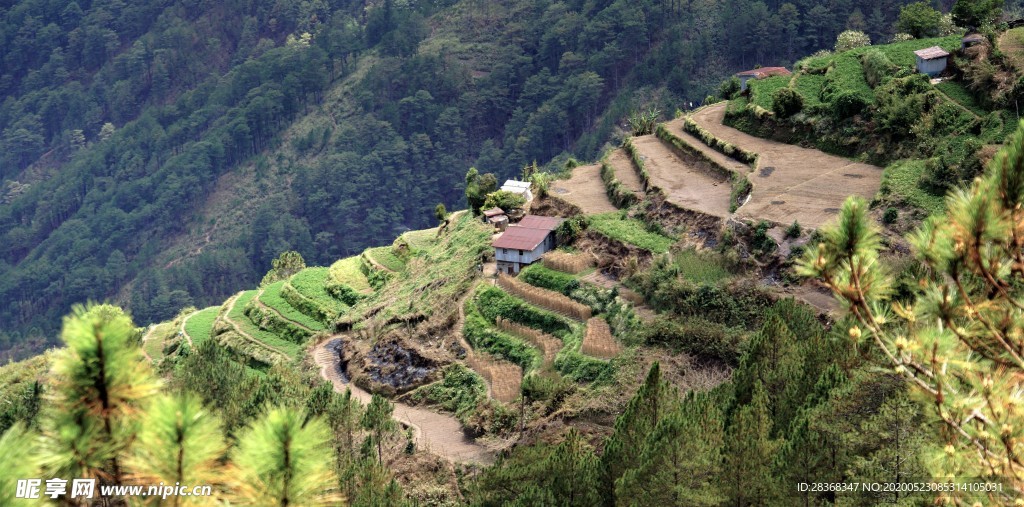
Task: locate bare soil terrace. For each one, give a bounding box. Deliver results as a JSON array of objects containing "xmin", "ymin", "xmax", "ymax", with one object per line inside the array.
[
  {"xmin": 687, "ymin": 103, "xmax": 881, "ymax": 229},
  {"xmin": 549, "ymin": 164, "xmax": 617, "ymax": 214},
  {"xmin": 630, "ymin": 134, "xmax": 732, "ymax": 218}
]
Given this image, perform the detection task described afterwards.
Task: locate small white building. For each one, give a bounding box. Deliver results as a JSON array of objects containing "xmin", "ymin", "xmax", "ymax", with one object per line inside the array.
[
  {"xmin": 914, "ymin": 46, "xmax": 949, "ymax": 76},
  {"xmin": 500, "ymin": 179, "xmax": 533, "ymax": 203},
  {"xmin": 493, "ymin": 215, "xmax": 563, "ymax": 274}
]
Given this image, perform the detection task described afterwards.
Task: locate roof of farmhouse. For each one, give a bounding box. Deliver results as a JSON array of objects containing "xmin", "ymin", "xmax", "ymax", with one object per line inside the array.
[
  {"xmin": 914, "ymin": 46, "xmax": 949, "ymax": 60},
  {"xmin": 492, "ymin": 226, "xmax": 551, "ymax": 250}
]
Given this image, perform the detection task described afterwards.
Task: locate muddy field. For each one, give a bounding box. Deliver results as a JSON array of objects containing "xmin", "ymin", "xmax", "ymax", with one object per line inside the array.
[{"xmin": 687, "ymin": 103, "xmax": 881, "ymax": 229}]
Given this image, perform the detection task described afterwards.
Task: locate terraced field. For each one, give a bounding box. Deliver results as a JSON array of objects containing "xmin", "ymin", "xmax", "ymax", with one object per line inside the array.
[
  {"xmin": 327, "ymin": 257, "xmax": 373, "ymax": 294},
  {"xmin": 285, "ymin": 267, "xmax": 348, "ymax": 321},
  {"xmin": 688, "ymin": 103, "xmax": 881, "ymax": 228},
  {"xmin": 549, "ymin": 163, "xmax": 617, "ymax": 214},
  {"xmin": 364, "ymin": 246, "xmax": 405, "ymax": 272},
  {"xmin": 224, "ymin": 290, "xmax": 302, "ymax": 358},
  {"xmin": 607, "ymin": 148, "xmax": 644, "ymax": 195},
  {"xmin": 183, "ymin": 306, "xmax": 220, "ymax": 346},
  {"xmin": 258, "ymin": 281, "xmax": 325, "ymax": 330},
  {"xmin": 630, "ymin": 134, "xmax": 732, "ymax": 217}
]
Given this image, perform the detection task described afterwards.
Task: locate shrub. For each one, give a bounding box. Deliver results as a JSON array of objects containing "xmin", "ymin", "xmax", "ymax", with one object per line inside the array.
[
  {"xmin": 831, "ymin": 91, "xmax": 868, "ymax": 119},
  {"xmin": 640, "ymin": 316, "xmax": 742, "ymax": 363},
  {"xmin": 897, "ymin": 1, "xmax": 942, "ymax": 39},
  {"xmin": 883, "ymin": 207, "xmax": 899, "ymax": 224},
  {"xmin": 771, "ymin": 87, "xmax": 803, "ymax": 118},
  {"xmin": 627, "ymin": 108, "xmax": 660, "ymax": 136},
  {"xmin": 751, "ymin": 220, "xmax": 776, "ymax": 255},
  {"xmin": 861, "ymin": 49, "xmax": 897, "ymax": 88},
  {"xmin": 555, "ymin": 215, "xmax": 588, "ymax": 245},
  {"xmin": 519, "ymin": 264, "xmax": 579, "ymax": 294},
  {"xmin": 785, "ymin": 220, "xmax": 802, "ymax": 239},
  {"xmin": 482, "ymin": 190, "xmax": 527, "ymax": 211},
  {"xmin": 835, "ymin": 30, "xmax": 871, "ymax": 52},
  {"xmin": 919, "ymin": 156, "xmax": 958, "ymax": 192},
  {"xmin": 718, "ymin": 77, "xmax": 741, "ymax": 100}
]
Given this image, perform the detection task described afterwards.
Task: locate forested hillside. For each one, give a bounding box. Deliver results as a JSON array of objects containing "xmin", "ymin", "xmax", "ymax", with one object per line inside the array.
[{"xmin": 0, "ymin": 0, "xmax": 917, "ymax": 357}]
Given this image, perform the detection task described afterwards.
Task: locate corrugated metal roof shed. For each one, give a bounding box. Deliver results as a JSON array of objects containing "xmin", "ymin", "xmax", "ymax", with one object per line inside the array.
[
  {"xmin": 516, "ymin": 215, "xmax": 563, "ymax": 231},
  {"xmin": 914, "ymin": 46, "xmax": 949, "ymax": 60},
  {"xmin": 482, "ymin": 207, "xmax": 506, "ymax": 217},
  {"xmin": 492, "ymin": 226, "xmax": 550, "ymax": 250}
]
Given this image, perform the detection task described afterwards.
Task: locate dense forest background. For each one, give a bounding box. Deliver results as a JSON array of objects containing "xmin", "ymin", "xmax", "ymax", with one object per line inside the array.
[{"xmin": 0, "ymin": 0, "xmax": 920, "ymax": 359}]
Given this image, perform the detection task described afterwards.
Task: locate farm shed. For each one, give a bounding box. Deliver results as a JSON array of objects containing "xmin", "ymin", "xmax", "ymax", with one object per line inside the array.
[
  {"xmin": 481, "ymin": 207, "xmax": 508, "ymax": 230},
  {"xmin": 735, "ymin": 67, "xmax": 791, "ymax": 91},
  {"xmin": 493, "ymin": 215, "xmax": 563, "ymax": 274},
  {"xmin": 914, "ymin": 46, "xmax": 949, "ymax": 76},
  {"xmin": 500, "ymin": 179, "xmax": 533, "ymax": 202},
  {"xmin": 962, "ymin": 33, "xmax": 986, "ymax": 49}
]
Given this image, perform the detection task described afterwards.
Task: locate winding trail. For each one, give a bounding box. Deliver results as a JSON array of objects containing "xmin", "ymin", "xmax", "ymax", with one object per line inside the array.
[
  {"xmin": 178, "ymin": 311, "xmax": 198, "ymax": 348},
  {"xmin": 312, "ymin": 338, "xmax": 495, "ymax": 464}
]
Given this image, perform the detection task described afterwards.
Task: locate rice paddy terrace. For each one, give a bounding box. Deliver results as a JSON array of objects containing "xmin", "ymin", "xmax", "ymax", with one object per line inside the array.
[{"xmin": 145, "ymin": 213, "xmax": 632, "ymax": 464}]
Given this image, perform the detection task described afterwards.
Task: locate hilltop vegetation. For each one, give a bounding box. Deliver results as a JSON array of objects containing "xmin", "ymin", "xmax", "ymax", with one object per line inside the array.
[{"xmin": 0, "ymin": 0, "xmax": 922, "ymax": 359}]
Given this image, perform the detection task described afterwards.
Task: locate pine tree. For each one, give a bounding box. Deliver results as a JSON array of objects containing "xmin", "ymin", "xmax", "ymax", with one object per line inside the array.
[
  {"xmin": 40, "ymin": 304, "xmax": 158, "ymax": 484},
  {"xmin": 0, "ymin": 424, "xmax": 41, "ymax": 505},
  {"xmin": 228, "ymin": 408, "xmax": 340, "ymax": 505},
  {"xmin": 615, "ymin": 392, "xmax": 725, "ymax": 506},
  {"xmin": 546, "ymin": 429, "xmax": 601, "ymax": 506},
  {"xmin": 799, "ymin": 123, "xmax": 1024, "ymax": 496},
  {"xmin": 128, "ymin": 394, "xmax": 226, "ymax": 504},
  {"xmin": 845, "ymin": 393, "xmax": 928, "ymax": 506},
  {"xmin": 361, "ymin": 394, "xmax": 398, "ymax": 465},
  {"xmin": 725, "ymin": 381, "xmax": 779, "ymax": 506},
  {"xmin": 600, "ymin": 363, "xmax": 678, "ymax": 503}
]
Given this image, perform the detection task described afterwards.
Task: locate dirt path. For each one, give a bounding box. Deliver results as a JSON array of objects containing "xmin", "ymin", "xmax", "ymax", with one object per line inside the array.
[
  {"xmin": 312, "ymin": 338, "xmax": 495, "ymax": 464},
  {"xmin": 607, "ymin": 148, "xmax": 645, "ymax": 196},
  {"xmin": 689, "ymin": 103, "xmax": 881, "ymax": 229},
  {"xmin": 631, "ymin": 134, "xmax": 732, "ymax": 218},
  {"xmin": 178, "ymin": 311, "xmax": 198, "ymax": 348},
  {"xmin": 140, "ymin": 325, "xmax": 156, "ymax": 362},
  {"xmin": 549, "ymin": 164, "xmax": 617, "ymax": 214}
]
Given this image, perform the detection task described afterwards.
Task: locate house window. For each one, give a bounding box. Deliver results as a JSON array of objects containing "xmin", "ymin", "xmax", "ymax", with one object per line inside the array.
[{"xmin": 518, "ymin": 249, "xmax": 524, "ymax": 255}]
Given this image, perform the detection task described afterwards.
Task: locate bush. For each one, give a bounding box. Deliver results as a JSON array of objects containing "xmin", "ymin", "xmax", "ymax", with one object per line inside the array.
[
  {"xmin": 785, "ymin": 220, "xmax": 802, "ymax": 239},
  {"xmin": 835, "ymin": 30, "xmax": 871, "ymax": 52},
  {"xmin": 483, "ymin": 190, "xmax": 527, "ymax": 211},
  {"xmin": 719, "ymin": 77, "xmax": 741, "ymax": 100},
  {"xmin": 861, "ymin": 49, "xmax": 897, "ymax": 88},
  {"xmin": 752, "ymin": 220, "xmax": 776, "ymax": 255},
  {"xmin": 519, "ymin": 264, "xmax": 579, "ymax": 295},
  {"xmin": 883, "ymin": 207, "xmax": 899, "ymax": 224},
  {"xmin": 640, "ymin": 316, "xmax": 742, "ymax": 363},
  {"xmin": 831, "ymin": 91, "xmax": 868, "ymax": 119},
  {"xmin": 919, "ymin": 156, "xmax": 958, "ymax": 192},
  {"xmin": 627, "ymin": 108, "xmax": 660, "ymax": 136},
  {"xmin": 771, "ymin": 87, "xmax": 803, "ymax": 118}
]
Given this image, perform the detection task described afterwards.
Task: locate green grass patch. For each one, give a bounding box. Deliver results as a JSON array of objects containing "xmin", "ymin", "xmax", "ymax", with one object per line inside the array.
[
  {"xmin": 476, "ymin": 285, "xmax": 575, "ymax": 338},
  {"xmin": 401, "ymin": 227, "xmax": 439, "ymax": 249},
  {"xmin": 673, "ymin": 249, "xmax": 733, "ymax": 285},
  {"xmin": 365, "ymin": 246, "xmax": 407, "ymax": 272},
  {"xmin": 935, "ymin": 81, "xmax": 986, "ymax": 117},
  {"xmin": 463, "ymin": 298, "xmax": 542, "ymax": 371},
  {"xmin": 259, "ymin": 282, "xmax": 326, "ymax": 330},
  {"xmin": 227, "ymin": 291, "xmax": 302, "ymax": 357},
  {"xmin": 184, "ymin": 306, "xmax": 221, "ymax": 346},
  {"xmin": 143, "ymin": 322, "xmax": 175, "ymax": 360},
  {"xmin": 793, "ymin": 73, "xmax": 826, "ymax": 107},
  {"xmin": 588, "ymin": 212, "xmax": 674, "ymax": 253},
  {"xmin": 519, "ymin": 264, "xmax": 579, "ymax": 294},
  {"xmin": 405, "ymin": 364, "xmax": 487, "ymax": 424},
  {"xmin": 880, "ymin": 159, "xmax": 946, "ymax": 215},
  {"xmin": 290, "ymin": 267, "xmax": 348, "ymax": 312},
  {"xmin": 328, "ymin": 257, "xmax": 372, "ymax": 293},
  {"xmin": 748, "ymin": 75, "xmax": 790, "ymax": 110}
]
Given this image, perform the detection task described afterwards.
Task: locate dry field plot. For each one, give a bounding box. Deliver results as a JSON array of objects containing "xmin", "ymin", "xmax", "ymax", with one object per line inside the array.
[
  {"xmin": 467, "ymin": 354, "xmax": 522, "ymax": 403},
  {"xmin": 630, "ymin": 134, "xmax": 732, "ymax": 218},
  {"xmin": 549, "ymin": 164, "xmax": 617, "ymax": 214},
  {"xmin": 496, "ymin": 316, "xmax": 561, "ymax": 367},
  {"xmin": 542, "ymin": 251, "xmax": 594, "ymax": 274},
  {"xmin": 688, "ymin": 103, "xmax": 881, "ymax": 228},
  {"xmin": 582, "ymin": 317, "xmax": 620, "ymax": 359},
  {"xmin": 607, "ymin": 148, "xmax": 645, "ymax": 195}
]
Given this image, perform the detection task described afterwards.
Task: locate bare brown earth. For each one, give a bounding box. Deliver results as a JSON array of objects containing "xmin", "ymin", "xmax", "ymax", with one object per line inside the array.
[
  {"xmin": 606, "ymin": 148, "xmax": 645, "ymax": 196},
  {"xmin": 313, "ymin": 338, "xmax": 495, "ymax": 464},
  {"xmin": 630, "ymin": 134, "xmax": 733, "ymax": 218},
  {"xmin": 687, "ymin": 103, "xmax": 881, "ymax": 229},
  {"xmin": 549, "ymin": 164, "xmax": 617, "ymax": 214}
]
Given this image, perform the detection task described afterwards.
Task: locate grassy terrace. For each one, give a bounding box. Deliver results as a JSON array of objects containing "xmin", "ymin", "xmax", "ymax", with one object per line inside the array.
[
  {"xmin": 328, "ymin": 257, "xmax": 372, "ymax": 293},
  {"xmin": 401, "ymin": 227, "xmax": 439, "ymax": 249},
  {"xmin": 365, "ymin": 246, "xmax": 406, "ymax": 272},
  {"xmin": 289, "ymin": 267, "xmax": 348, "ymax": 314},
  {"xmin": 588, "ymin": 212, "xmax": 675, "ymax": 254},
  {"xmin": 935, "ymin": 80, "xmax": 986, "ymax": 117},
  {"xmin": 227, "ymin": 291, "xmax": 302, "ymax": 357},
  {"xmin": 259, "ymin": 281, "xmax": 326, "ymax": 330},
  {"xmin": 143, "ymin": 322, "xmax": 174, "ymax": 359},
  {"xmin": 749, "ymin": 75, "xmax": 790, "ymax": 110},
  {"xmin": 184, "ymin": 306, "xmax": 220, "ymax": 346},
  {"xmin": 880, "ymin": 159, "xmax": 946, "ymax": 215}
]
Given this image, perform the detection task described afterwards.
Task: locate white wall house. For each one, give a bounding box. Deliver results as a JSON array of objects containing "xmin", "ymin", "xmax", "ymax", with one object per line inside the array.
[
  {"xmin": 493, "ymin": 215, "xmax": 563, "ymax": 274},
  {"xmin": 914, "ymin": 46, "xmax": 949, "ymax": 76},
  {"xmin": 500, "ymin": 180, "xmax": 533, "ymax": 203}
]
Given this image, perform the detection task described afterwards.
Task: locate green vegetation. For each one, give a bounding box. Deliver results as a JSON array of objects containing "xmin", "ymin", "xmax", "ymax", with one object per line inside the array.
[
  {"xmin": 258, "ymin": 283, "xmax": 326, "ymax": 332},
  {"xmin": 463, "ymin": 298, "xmax": 542, "ymax": 372},
  {"xmin": 283, "ymin": 267, "xmax": 347, "ymax": 323},
  {"xmin": 225, "ymin": 291, "xmax": 302, "ymax": 358},
  {"xmin": 588, "ymin": 213, "xmax": 675, "ymax": 254},
  {"xmin": 935, "ymin": 81, "xmax": 987, "ymax": 117},
  {"xmin": 477, "ymin": 286, "xmax": 575, "ymax": 339},
  {"xmin": 748, "ymin": 75, "xmax": 790, "ymax": 110},
  {"xmin": 363, "ymin": 246, "xmax": 406, "ymax": 273},
  {"xmin": 407, "ymin": 364, "xmax": 487, "ymax": 425},
  {"xmin": 671, "ymin": 249, "xmax": 733, "ymax": 285},
  {"xmin": 184, "ymin": 306, "xmax": 221, "ymax": 347},
  {"xmin": 880, "ymin": 159, "xmax": 947, "ymax": 215},
  {"xmin": 519, "ymin": 264, "xmax": 580, "ymax": 295}
]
